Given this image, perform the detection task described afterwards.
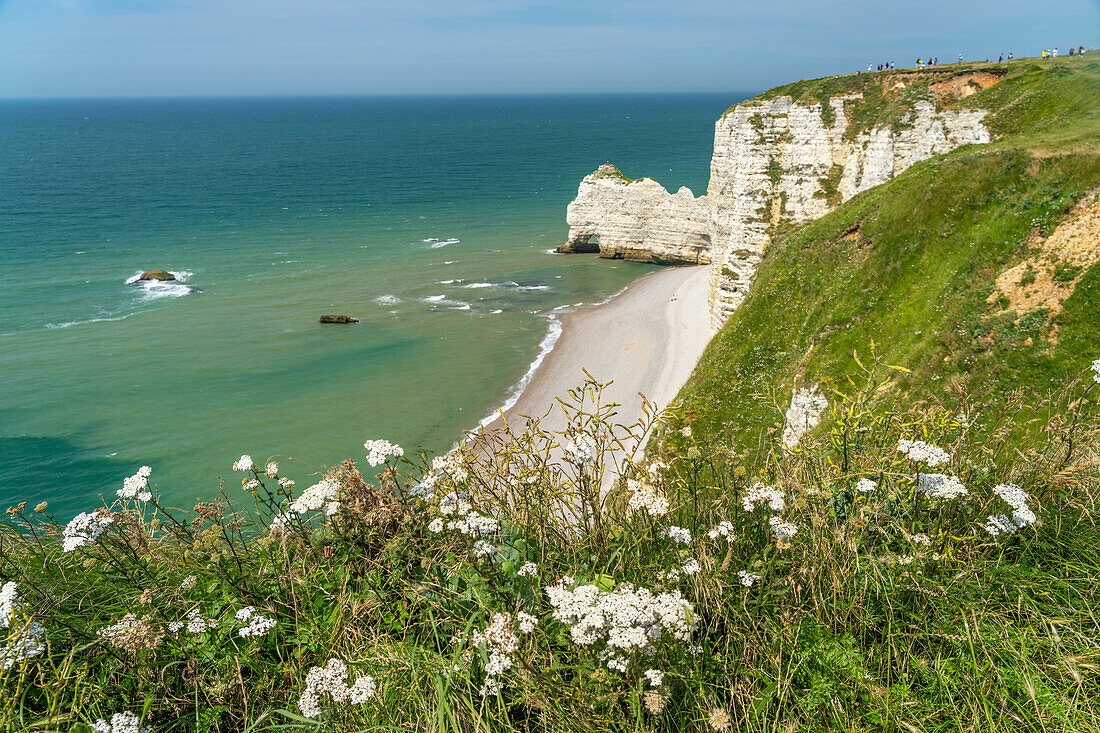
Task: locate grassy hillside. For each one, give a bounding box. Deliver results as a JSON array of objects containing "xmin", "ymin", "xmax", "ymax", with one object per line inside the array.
[{"xmin": 669, "ymin": 56, "xmax": 1100, "ymax": 455}]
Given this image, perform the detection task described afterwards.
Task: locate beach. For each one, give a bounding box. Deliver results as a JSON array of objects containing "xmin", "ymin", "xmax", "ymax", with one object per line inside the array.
[{"xmin": 478, "ymin": 264, "xmax": 713, "ymax": 450}]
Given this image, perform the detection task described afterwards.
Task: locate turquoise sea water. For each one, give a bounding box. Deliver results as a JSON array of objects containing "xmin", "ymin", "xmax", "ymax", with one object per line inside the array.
[{"xmin": 0, "ymin": 93, "xmax": 745, "ymax": 517}]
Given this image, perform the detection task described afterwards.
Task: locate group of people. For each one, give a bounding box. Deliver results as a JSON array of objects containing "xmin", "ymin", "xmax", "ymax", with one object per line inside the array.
[
  {"xmin": 1042, "ymin": 46, "xmax": 1087, "ymax": 59},
  {"xmin": 862, "ymin": 45, "xmax": 1088, "ymax": 75}
]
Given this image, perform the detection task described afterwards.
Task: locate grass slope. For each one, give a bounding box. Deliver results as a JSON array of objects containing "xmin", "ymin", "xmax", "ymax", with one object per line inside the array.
[{"xmin": 671, "ymin": 56, "xmax": 1100, "ymax": 453}]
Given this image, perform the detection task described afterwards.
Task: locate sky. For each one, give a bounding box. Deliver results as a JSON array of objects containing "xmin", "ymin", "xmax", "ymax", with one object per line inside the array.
[{"xmin": 0, "ymin": 0, "xmax": 1096, "ymax": 97}]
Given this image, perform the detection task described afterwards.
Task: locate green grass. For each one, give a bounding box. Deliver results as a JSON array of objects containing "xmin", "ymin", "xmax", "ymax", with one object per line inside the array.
[{"xmin": 670, "ymin": 57, "xmax": 1100, "ymax": 457}]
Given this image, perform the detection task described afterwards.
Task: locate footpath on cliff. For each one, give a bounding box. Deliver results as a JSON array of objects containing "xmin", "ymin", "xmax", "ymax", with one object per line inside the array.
[{"xmin": 474, "ymin": 264, "xmax": 713, "ymax": 468}]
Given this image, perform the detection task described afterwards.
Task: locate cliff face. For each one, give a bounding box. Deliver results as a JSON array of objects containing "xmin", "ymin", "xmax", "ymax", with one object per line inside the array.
[
  {"xmin": 561, "ymin": 76, "xmax": 994, "ymax": 326},
  {"xmin": 707, "ymin": 97, "xmax": 990, "ymax": 326},
  {"xmin": 558, "ymin": 164, "xmax": 711, "ymax": 266}
]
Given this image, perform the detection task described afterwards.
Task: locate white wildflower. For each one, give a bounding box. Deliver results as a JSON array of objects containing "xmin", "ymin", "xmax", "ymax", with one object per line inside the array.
[
  {"xmin": 235, "ymin": 607, "xmax": 276, "ymax": 638},
  {"xmin": 706, "ymin": 521, "xmax": 735, "ymax": 542},
  {"xmin": 768, "ymin": 516, "xmax": 798, "ymax": 540},
  {"xmin": 737, "ymin": 570, "xmax": 760, "ymax": 587},
  {"xmin": 427, "ymin": 518, "xmax": 444, "ymax": 533},
  {"xmin": 644, "ymin": 668, "xmax": 664, "ymax": 687},
  {"xmin": 298, "ymin": 658, "xmax": 376, "ymax": 718},
  {"xmin": 61, "ymin": 511, "xmax": 113, "ymax": 552},
  {"xmin": 269, "ymin": 513, "xmax": 293, "ymax": 531},
  {"xmin": 743, "ymin": 483, "xmax": 785, "ymax": 512},
  {"xmin": 915, "ymin": 473, "xmax": 968, "ymax": 500},
  {"xmin": 0, "ymin": 582, "xmax": 18, "ymax": 629},
  {"xmin": 662, "ymin": 525, "xmax": 691, "ymax": 544},
  {"xmin": 855, "ymin": 478, "xmax": 877, "ymax": 494},
  {"xmin": 117, "ymin": 467, "xmax": 152, "ymax": 502},
  {"xmin": 265, "ymin": 461, "xmax": 278, "ymax": 477},
  {"xmin": 911, "ymin": 534, "xmax": 931, "ymax": 546},
  {"xmin": 626, "ymin": 479, "xmax": 670, "ymax": 517},
  {"xmin": 472, "ymin": 613, "xmax": 520, "ymax": 695},
  {"xmin": 289, "ymin": 477, "xmax": 340, "ymax": 514},
  {"xmin": 1092, "ymin": 358, "xmax": 1100, "ymax": 384},
  {"xmin": 278, "ymin": 477, "xmax": 295, "ymax": 490},
  {"xmin": 985, "ymin": 514, "xmax": 1019, "ymax": 536},
  {"xmin": 233, "ymin": 455, "xmax": 253, "ymax": 472},
  {"xmin": 681, "ymin": 558, "xmax": 701, "ymax": 576},
  {"xmin": 565, "ymin": 432, "xmax": 599, "ymax": 465},
  {"xmin": 985, "ymin": 482, "xmax": 1037, "ymax": 535},
  {"xmin": 431, "ymin": 452, "xmax": 468, "ymax": 483},
  {"xmin": 0, "ymin": 620, "xmax": 46, "ymax": 670},
  {"xmin": 91, "ymin": 710, "xmax": 150, "ymax": 733},
  {"xmin": 517, "ymin": 561, "xmax": 538, "ymax": 577},
  {"xmin": 169, "ymin": 608, "xmax": 217, "ymax": 634},
  {"xmin": 180, "ymin": 575, "xmax": 197, "ymax": 590},
  {"xmin": 517, "ymin": 612, "xmax": 538, "ymax": 635},
  {"xmin": 473, "ymin": 540, "xmax": 495, "ymax": 557},
  {"xmin": 244, "ymin": 479, "xmax": 260, "ymax": 491},
  {"xmin": 897, "ymin": 439, "xmax": 950, "ymax": 467},
  {"xmin": 363, "ymin": 439, "xmax": 403, "ymax": 467},
  {"xmin": 680, "ymin": 425, "xmax": 692, "ymax": 438},
  {"xmin": 324, "ymin": 501, "xmax": 341, "ymax": 517}
]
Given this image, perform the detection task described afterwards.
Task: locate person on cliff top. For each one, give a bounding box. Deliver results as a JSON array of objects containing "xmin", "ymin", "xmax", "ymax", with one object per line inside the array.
[
  {"xmin": 999, "ymin": 53, "xmax": 1003, "ymax": 62},
  {"xmin": 958, "ymin": 53, "xmax": 963, "ymax": 63},
  {"xmin": 1008, "ymin": 52, "xmax": 1013, "ymax": 61}
]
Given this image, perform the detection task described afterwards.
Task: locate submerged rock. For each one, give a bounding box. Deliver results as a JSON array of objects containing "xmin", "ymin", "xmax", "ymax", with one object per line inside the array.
[
  {"xmin": 319, "ymin": 315, "xmax": 359, "ymax": 324},
  {"xmin": 139, "ymin": 270, "xmax": 176, "ymax": 281}
]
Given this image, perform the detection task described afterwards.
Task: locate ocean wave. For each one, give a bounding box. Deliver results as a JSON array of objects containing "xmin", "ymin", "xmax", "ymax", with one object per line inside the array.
[
  {"xmin": 44, "ymin": 314, "xmax": 135, "ymax": 330},
  {"xmin": 477, "ymin": 316, "xmax": 562, "ymax": 430},
  {"xmin": 423, "ymin": 237, "xmax": 460, "ymax": 249},
  {"xmin": 373, "ymin": 294, "xmax": 401, "ymax": 306},
  {"xmin": 464, "ymin": 282, "xmax": 493, "ymax": 289},
  {"xmin": 451, "ymin": 304, "xmax": 472, "ymax": 311},
  {"xmin": 424, "ymin": 294, "xmax": 447, "ymax": 303},
  {"xmin": 125, "ymin": 270, "xmax": 195, "ymax": 299},
  {"xmin": 516, "ymin": 285, "xmax": 549, "ymax": 291}
]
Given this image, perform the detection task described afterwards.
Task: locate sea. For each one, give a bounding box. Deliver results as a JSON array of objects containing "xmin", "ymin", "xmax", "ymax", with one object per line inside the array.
[{"xmin": 0, "ymin": 93, "xmax": 746, "ymax": 518}]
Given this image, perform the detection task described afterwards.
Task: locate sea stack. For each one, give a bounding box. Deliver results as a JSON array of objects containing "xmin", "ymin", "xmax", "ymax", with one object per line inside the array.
[
  {"xmin": 139, "ymin": 270, "xmax": 176, "ymax": 281},
  {"xmin": 319, "ymin": 315, "xmax": 359, "ymax": 324}
]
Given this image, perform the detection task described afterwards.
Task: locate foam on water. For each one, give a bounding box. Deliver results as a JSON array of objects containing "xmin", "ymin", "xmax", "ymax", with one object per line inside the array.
[
  {"xmin": 464, "ymin": 282, "xmax": 493, "ymax": 289},
  {"xmin": 423, "ymin": 237, "xmax": 460, "ymax": 249},
  {"xmin": 125, "ymin": 270, "xmax": 195, "ymax": 299},
  {"xmin": 373, "ymin": 294, "xmax": 401, "ymax": 305}
]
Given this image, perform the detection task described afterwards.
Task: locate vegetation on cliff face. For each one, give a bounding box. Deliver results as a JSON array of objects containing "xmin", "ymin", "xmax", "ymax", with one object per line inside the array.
[
  {"xmin": 3, "ymin": 58, "xmax": 1100, "ymax": 733},
  {"xmin": 676, "ymin": 57, "xmax": 1100, "ymax": 454}
]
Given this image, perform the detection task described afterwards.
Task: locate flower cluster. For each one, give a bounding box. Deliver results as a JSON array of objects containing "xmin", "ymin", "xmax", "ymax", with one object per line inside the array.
[
  {"xmin": 62, "ymin": 511, "xmax": 114, "ymax": 552},
  {"xmin": 706, "ymin": 521, "xmax": 735, "ymax": 542},
  {"xmin": 768, "ymin": 516, "xmax": 799, "ymax": 540},
  {"xmin": 117, "ymin": 466, "xmax": 152, "ymax": 502},
  {"xmin": 644, "ymin": 668, "xmax": 664, "ymax": 687},
  {"xmin": 471, "ymin": 612, "xmax": 521, "ymax": 696},
  {"xmin": 915, "ymin": 473, "xmax": 968, "ymax": 500},
  {"xmin": 1, "ymin": 620, "xmax": 45, "ymax": 671},
  {"xmin": 0, "ymin": 582, "xmax": 17, "ymax": 628},
  {"xmin": 92, "ymin": 711, "xmax": 151, "ymax": 733},
  {"xmin": 288, "ymin": 477, "xmax": 340, "ymax": 516},
  {"xmin": 168, "ymin": 609, "xmax": 218, "ymax": 634},
  {"xmin": 742, "ymin": 483, "xmax": 785, "ymax": 512},
  {"xmin": 985, "ymin": 483, "xmax": 1038, "ymax": 536},
  {"xmin": 438, "ymin": 492, "xmax": 499, "ymax": 537},
  {"xmin": 232, "ymin": 455, "xmax": 253, "ymax": 472},
  {"xmin": 235, "ymin": 607, "xmax": 277, "ymax": 638},
  {"xmin": 1092, "ymin": 358, "xmax": 1100, "ymax": 384},
  {"xmin": 626, "ymin": 479, "xmax": 669, "ymax": 517},
  {"xmin": 855, "ymin": 478, "xmax": 877, "ymax": 494},
  {"xmin": 897, "ymin": 439, "xmax": 951, "ymax": 467},
  {"xmin": 517, "ymin": 561, "xmax": 538, "ymax": 577},
  {"xmin": 737, "ymin": 570, "xmax": 760, "ymax": 587},
  {"xmin": 564, "ymin": 432, "xmax": 598, "ymax": 465},
  {"xmin": 265, "ymin": 461, "xmax": 278, "ymax": 477},
  {"xmin": 661, "ymin": 525, "xmax": 691, "ymax": 544},
  {"xmin": 544, "ymin": 579, "xmax": 697, "ymax": 674},
  {"xmin": 364, "ymin": 439, "xmax": 404, "ymax": 467},
  {"xmin": 431, "ymin": 452, "xmax": 469, "ymax": 483},
  {"xmin": 298, "ymin": 658, "xmax": 376, "ymax": 718}
]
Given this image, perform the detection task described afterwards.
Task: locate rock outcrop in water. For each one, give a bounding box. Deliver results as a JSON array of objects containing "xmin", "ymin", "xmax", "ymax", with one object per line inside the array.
[
  {"xmin": 560, "ymin": 72, "xmax": 996, "ymax": 327},
  {"xmin": 319, "ymin": 315, "xmax": 359, "ymax": 324},
  {"xmin": 558, "ymin": 164, "xmax": 711, "ymax": 266},
  {"xmin": 139, "ymin": 270, "xmax": 176, "ymax": 281}
]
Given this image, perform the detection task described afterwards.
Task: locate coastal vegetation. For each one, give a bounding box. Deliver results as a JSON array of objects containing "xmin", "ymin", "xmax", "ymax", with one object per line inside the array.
[{"xmin": 4, "ymin": 57, "xmax": 1100, "ymax": 732}]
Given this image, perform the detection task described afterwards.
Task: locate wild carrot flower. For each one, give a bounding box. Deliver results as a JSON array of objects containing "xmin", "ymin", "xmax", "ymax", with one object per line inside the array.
[
  {"xmin": 180, "ymin": 575, "xmax": 197, "ymax": 590},
  {"xmin": 289, "ymin": 478, "xmax": 339, "ymax": 514},
  {"xmin": 708, "ymin": 708, "xmax": 732, "ymax": 731},
  {"xmin": 855, "ymin": 478, "xmax": 877, "ymax": 493},
  {"xmin": 743, "ymin": 483, "xmax": 784, "ymax": 512},
  {"xmin": 768, "ymin": 516, "xmax": 798, "ymax": 540},
  {"xmin": 737, "ymin": 570, "xmax": 760, "ymax": 587},
  {"xmin": 626, "ymin": 479, "xmax": 669, "ymax": 517},
  {"xmin": 517, "ymin": 612, "xmax": 538, "ymax": 634},
  {"xmin": 232, "ymin": 455, "xmax": 253, "ymax": 472},
  {"xmin": 911, "ymin": 534, "xmax": 931, "ymax": 546},
  {"xmin": 707, "ymin": 521, "xmax": 735, "ymax": 541},
  {"xmin": 265, "ymin": 461, "xmax": 278, "ymax": 477},
  {"xmin": 473, "ymin": 540, "xmax": 495, "ymax": 556},
  {"xmin": 471, "ymin": 613, "xmax": 521, "ymax": 696},
  {"xmin": 427, "ymin": 518, "xmax": 444, "ymax": 533},
  {"xmin": 1091, "ymin": 358, "xmax": 1100, "ymax": 384},
  {"xmin": 662, "ymin": 525, "xmax": 692, "ymax": 544},
  {"xmin": 363, "ymin": 439, "xmax": 403, "ymax": 466},
  {"xmin": 61, "ymin": 511, "xmax": 113, "ymax": 552},
  {"xmin": 897, "ymin": 439, "xmax": 950, "ymax": 467},
  {"xmin": 0, "ymin": 620, "xmax": 45, "ymax": 670},
  {"xmin": 92, "ymin": 710, "xmax": 150, "ymax": 733},
  {"xmin": 915, "ymin": 473, "xmax": 968, "ymax": 499},
  {"xmin": 431, "ymin": 452, "xmax": 468, "ymax": 482},
  {"xmin": 278, "ymin": 477, "xmax": 295, "ymax": 490},
  {"xmin": 517, "ymin": 561, "xmax": 538, "ymax": 577},
  {"xmin": 117, "ymin": 466, "xmax": 152, "ymax": 502},
  {"xmin": 681, "ymin": 558, "xmax": 701, "ymax": 576},
  {"xmin": 235, "ymin": 607, "xmax": 276, "ymax": 638},
  {"xmin": 564, "ymin": 433, "xmax": 598, "ymax": 465},
  {"xmin": 298, "ymin": 658, "xmax": 376, "ymax": 718}
]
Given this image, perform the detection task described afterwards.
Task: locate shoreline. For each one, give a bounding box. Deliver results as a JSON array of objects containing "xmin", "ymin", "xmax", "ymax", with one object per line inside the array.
[{"xmin": 473, "ymin": 264, "xmax": 714, "ymax": 451}]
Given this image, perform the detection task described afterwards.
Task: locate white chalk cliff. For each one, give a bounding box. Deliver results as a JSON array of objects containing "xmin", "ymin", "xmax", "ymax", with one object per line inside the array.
[
  {"xmin": 558, "ymin": 165, "xmax": 711, "ymax": 265},
  {"xmin": 561, "ymin": 81, "xmax": 993, "ymax": 327}
]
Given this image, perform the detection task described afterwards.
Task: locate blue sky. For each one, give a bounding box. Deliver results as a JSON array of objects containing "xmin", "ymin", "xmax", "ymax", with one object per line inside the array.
[{"xmin": 0, "ymin": 0, "xmax": 1096, "ymax": 97}]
